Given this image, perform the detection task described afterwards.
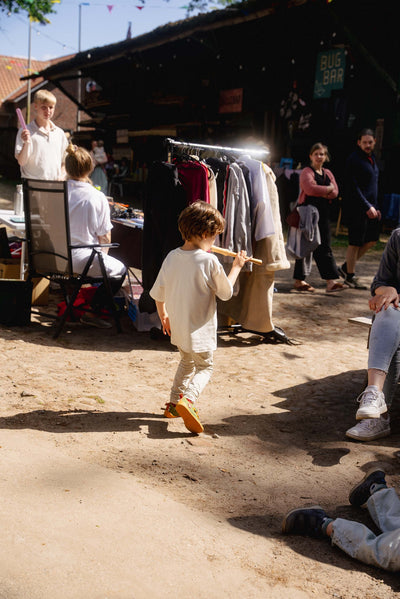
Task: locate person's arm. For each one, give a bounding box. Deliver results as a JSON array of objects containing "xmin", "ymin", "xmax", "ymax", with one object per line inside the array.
[
  {"xmin": 155, "ymin": 300, "xmax": 171, "ymax": 336},
  {"xmin": 324, "ymin": 169, "xmax": 339, "ymax": 199},
  {"xmin": 347, "ymin": 155, "xmax": 375, "ymax": 214},
  {"xmin": 227, "ymin": 250, "xmax": 249, "ymax": 287},
  {"xmin": 300, "ymin": 167, "xmax": 334, "ymax": 198},
  {"xmin": 370, "ymin": 230, "xmax": 400, "ymax": 310},
  {"xmin": 15, "ymin": 129, "xmax": 31, "ymax": 166},
  {"xmin": 98, "ymin": 231, "xmax": 111, "ymax": 253}
]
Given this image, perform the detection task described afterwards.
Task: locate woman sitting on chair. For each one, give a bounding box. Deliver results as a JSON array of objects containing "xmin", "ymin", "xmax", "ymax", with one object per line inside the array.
[{"xmin": 65, "ymin": 144, "xmax": 126, "ymax": 328}]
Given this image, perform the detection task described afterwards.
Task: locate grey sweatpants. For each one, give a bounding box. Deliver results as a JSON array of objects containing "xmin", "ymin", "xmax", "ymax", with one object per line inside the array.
[{"xmin": 331, "ymin": 488, "xmax": 400, "ymax": 571}]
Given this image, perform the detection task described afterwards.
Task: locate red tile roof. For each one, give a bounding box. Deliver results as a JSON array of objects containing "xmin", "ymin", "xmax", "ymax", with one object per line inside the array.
[{"xmin": 0, "ymin": 54, "xmax": 75, "ymax": 105}]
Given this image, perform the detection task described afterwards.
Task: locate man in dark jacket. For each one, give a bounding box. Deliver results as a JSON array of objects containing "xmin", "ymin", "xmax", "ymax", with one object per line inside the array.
[{"xmin": 339, "ymin": 129, "xmax": 381, "ymax": 289}]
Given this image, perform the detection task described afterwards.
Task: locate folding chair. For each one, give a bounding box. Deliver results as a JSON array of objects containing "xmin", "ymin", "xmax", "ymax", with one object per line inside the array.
[{"xmin": 23, "ymin": 178, "xmax": 122, "ymax": 339}]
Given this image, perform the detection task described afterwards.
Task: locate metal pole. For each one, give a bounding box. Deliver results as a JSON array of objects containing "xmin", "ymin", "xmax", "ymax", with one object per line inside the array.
[
  {"xmin": 78, "ymin": 3, "xmax": 82, "ymax": 52},
  {"xmin": 77, "ymin": 4, "xmax": 82, "ymax": 131},
  {"xmin": 77, "ymin": 3, "xmax": 89, "ymax": 131},
  {"xmin": 27, "ymin": 18, "xmax": 32, "ymax": 123}
]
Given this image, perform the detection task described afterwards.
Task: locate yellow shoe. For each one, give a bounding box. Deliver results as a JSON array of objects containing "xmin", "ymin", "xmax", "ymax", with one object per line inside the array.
[
  {"xmin": 164, "ymin": 402, "xmax": 180, "ymax": 418},
  {"xmin": 176, "ymin": 397, "xmax": 204, "ymax": 433}
]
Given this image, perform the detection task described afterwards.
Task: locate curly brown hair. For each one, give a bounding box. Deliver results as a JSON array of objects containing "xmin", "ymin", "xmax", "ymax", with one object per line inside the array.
[{"xmin": 178, "ymin": 201, "xmax": 225, "ymax": 241}]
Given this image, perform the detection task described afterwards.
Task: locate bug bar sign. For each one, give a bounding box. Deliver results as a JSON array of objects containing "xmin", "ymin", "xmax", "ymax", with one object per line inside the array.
[{"xmin": 313, "ymin": 49, "xmax": 346, "ymax": 99}]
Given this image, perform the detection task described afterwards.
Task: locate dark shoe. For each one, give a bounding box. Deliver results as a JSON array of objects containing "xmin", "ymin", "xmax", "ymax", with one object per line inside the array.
[
  {"xmin": 349, "ymin": 468, "xmax": 387, "ymax": 507},
  {"xmin": 345, "ymin": 275, "xmax": 368, "ymax": 290},
  {"xmin": 259, "ymin": 326, "xmax": 295, "ymax": 345},
  {"xmin": 337, "ymin": 265, "xmax": 347, "ymax": 279},
  {"xmin": 282, "ymin": 506, "xmax": 328, "ymax": 538}
]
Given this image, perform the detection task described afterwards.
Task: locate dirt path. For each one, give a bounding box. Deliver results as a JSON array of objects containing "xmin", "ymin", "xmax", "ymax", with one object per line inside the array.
[{"xmin": 0, "ymin": 180, "xmax": 399, "ymax": 596}]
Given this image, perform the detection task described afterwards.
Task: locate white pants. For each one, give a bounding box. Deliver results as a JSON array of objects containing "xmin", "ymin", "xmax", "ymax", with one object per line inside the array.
[
  {"xmin": 72, "ymin": 248, "xmax": 126, "ymax": 278},
  {"xmin": 170, "ymin": 348, "xmax": 214, "ymax": 404},
  {"xmin": 331, "ymin": 488, "xmax": 400, "ymax": 571}
]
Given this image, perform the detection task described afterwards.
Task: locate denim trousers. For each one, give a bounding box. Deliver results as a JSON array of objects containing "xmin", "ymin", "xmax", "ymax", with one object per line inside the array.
[
  {"xmin": 331, "ymin": 488, "xmax": 400, "ymax": 571},
  {"xmin": 170, "ymin": 348, "xmax": 214, "ymax": 404},
  {"xmin": 368, "ymin": 305, "xmax": 400, "ymax": 408}
]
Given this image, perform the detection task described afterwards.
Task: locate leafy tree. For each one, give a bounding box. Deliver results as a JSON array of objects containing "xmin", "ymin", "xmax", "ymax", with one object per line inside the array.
[
  {"xmin": 135, "ymin": 0, "xmax": 239, "ymax": 16},
  {"xmin": 1, "ymin": 0, "xmax": 54, "ymax": 24}
]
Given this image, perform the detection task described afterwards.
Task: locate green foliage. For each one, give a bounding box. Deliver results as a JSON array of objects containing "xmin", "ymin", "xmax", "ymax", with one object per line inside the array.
[
  {"xmin": 183, "ymin": 0, "xmax": 238, "ymax": 15},
  {"xmin": 1, "ymin": 0, "xmax": 55, "ymax": 24}
]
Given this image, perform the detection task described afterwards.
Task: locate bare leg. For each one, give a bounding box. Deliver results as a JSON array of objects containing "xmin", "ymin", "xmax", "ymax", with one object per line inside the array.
[
  {"xmin": 345, "ymin": 245, "xmax": 360, "ymax": 274},
  {"xmin": 346, "ymin": 242, "xmax": 376, "ymax": 274}
]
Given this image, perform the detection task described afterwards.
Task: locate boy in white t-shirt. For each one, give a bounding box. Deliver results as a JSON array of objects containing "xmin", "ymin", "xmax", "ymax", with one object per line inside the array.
[
  {"xmin": 15, "ymin": 89, "xmax": 68, "ymax": 180},
  {"xmin": 150, "ymin": 201, "xmax": 248, "ymax": 434}
]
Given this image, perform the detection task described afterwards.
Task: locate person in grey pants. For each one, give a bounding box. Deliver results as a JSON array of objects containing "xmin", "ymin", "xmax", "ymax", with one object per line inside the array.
[
  {"xmin": 282, "ymin": 468, "xmax": 400, "ymax": 571},
  {"xmin": 345, "ymin": 227, "xmax": 400, "ymax": 441}
]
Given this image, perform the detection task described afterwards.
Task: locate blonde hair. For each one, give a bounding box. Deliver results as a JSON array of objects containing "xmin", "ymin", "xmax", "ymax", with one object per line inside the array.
[
  {"xmin": 33, "ymin": 89, "xmax": 56, "ymax": 106},
  {"xmin": 65, "ymin": 144, "xmax": 93, "ymax": 182},
  {"xmin": 309, "ymin": 142, "xmax": 330, "ymax": 163},
  {"xmin": 178, "ymin": 201, "xmax": 225, "ymax": 241}
]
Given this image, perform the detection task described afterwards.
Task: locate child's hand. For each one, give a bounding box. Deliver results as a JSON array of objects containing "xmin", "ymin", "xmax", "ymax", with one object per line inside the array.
[
  {"xmin": 161, "ymin": 315, "xmax": 171, "ymax": 336},
  {"xmin": 21, "ymin": 128, "xmax": 31, "ymax": 144},
  {"xmin": 233, "ymin": 250, "xmax": 249, "ymax": 269}
]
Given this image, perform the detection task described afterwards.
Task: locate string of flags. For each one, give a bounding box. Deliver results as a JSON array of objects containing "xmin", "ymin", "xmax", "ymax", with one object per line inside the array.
[{"xmin": 3, "ymin": 3, "xmax": 198, "ymax": 62}]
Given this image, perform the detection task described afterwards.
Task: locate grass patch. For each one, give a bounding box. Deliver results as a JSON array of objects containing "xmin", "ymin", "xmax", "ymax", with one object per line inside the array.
[{"xmin": 331, "ymin": 234, "xmax": 387, "ymax": 252}]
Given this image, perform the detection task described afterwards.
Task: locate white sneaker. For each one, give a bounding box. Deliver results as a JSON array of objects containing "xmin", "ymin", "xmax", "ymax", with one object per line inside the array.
[
  {"xmin": 356, "ymin": 386, "xmax": 387, "ymax": 420},
  {"xmin": 346, "ymin": 417, "xmax": 391, "ymax": 441}
]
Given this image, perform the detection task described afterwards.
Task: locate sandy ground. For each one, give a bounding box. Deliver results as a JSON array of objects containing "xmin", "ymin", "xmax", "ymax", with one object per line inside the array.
[{"xmin": 0, "ymin": 179, "xmax": 399, "ymax": 597}]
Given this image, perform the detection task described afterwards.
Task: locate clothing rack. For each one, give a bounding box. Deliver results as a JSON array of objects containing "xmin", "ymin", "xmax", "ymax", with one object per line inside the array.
[{"xmin": 164, "ymin": 137, "xmax": 269, "ymax": 162}]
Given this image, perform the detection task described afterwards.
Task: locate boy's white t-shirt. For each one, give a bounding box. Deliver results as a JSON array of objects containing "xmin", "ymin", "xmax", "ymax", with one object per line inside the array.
[
  {"xmin": 15, "ymin": 120, "xmax": 68, "ymax": 180},
  {"xmin": 150, "ymin": 248, "xmax": 233, "ymax": 353}
]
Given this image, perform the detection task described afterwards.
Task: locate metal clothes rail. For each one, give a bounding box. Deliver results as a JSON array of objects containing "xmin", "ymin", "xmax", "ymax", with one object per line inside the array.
[{"xmin": 164, "ymin": 137, "xmax": 269, "ymax": 162}]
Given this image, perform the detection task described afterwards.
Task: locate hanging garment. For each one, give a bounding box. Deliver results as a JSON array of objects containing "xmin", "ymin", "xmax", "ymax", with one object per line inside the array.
[
  {"xmin": 218, "ymin": 161, "xmax": 289, "ymax": 334},
  {"xmin": 237, "ymin": 154, "xmax": 275, "ymax": 239},
  {"xmin": 286, "ymin": 205, "xmax": 321, "ymax": 277},
  {"xmin": 221, "ymin": 162, "xmax": 253, "ymax": 264},
  {"xmin": 140, "ymin": 161, "xmax": 187, "ymax": 313},
  {"xmin": 204, "ymin": 157, "xmax": 229, "ymax": 214},
  {"xmin": 176, "ymin": 160, "xmax": 210, "ymax": 204}
]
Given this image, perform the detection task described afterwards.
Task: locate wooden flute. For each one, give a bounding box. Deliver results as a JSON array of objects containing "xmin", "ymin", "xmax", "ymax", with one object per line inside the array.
[{"xmin": 210, "ymin": 245, "xmax": 263, "ymax": 266}]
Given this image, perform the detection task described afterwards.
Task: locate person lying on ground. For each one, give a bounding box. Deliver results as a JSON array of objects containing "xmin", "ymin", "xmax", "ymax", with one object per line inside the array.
[{"xmin": 282, "ymin": 468, "xmax": 400, "ymax": 572}]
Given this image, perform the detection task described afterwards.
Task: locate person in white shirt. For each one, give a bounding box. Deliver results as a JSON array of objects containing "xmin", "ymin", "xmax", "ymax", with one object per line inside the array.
[
  {"xmin": 15, "ymin": 89, "xmax": 68, "ymax": 180},
  {"xmin": 65, "ymin": 143, "xmax": 126, "ymax": 329},
  {"xmin": 150, "ymin": 201, "xmax": 248, "ymax": 434}
]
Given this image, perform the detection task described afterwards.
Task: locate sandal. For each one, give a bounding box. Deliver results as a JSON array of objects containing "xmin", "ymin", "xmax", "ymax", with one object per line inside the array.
[
  {"xmin": 293, "ymin": 282, "xmax": 315, "ymax": 293},
  {"xmin": 326, "ymin": 282, "xmax": 347, "ymax": 293}
]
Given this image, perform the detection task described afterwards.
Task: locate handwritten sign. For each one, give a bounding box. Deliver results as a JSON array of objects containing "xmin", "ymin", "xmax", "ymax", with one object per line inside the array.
[
  {"xmin": 219, "ymin": 88, "xmax": 243, "ymax": 114},
  {"xmin": 313, "ymin": 49, "xmax": 346, "ymax": 99}
]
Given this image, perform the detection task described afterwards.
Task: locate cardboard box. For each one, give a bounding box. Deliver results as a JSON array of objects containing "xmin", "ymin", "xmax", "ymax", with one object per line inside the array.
[
  {"xmin": 31, "ymin": 277, "xmax": 50, "ymax": 306},
  {"xmin": 0, "ymin": 258, "xmax": 20, "ymax": 280}
]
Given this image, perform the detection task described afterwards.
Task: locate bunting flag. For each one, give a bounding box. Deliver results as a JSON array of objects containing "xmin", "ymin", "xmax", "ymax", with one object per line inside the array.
[
  {"xmin": 126, "ymin": 21, "xmax": 132, "ymax": 39},
  {"xmin": 136, "ymin": 6, "xmax": 144, "ymax": 9},
  {"xmin": 107, "ymin": 5, "xmax": 114, "ymax": 12}
]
